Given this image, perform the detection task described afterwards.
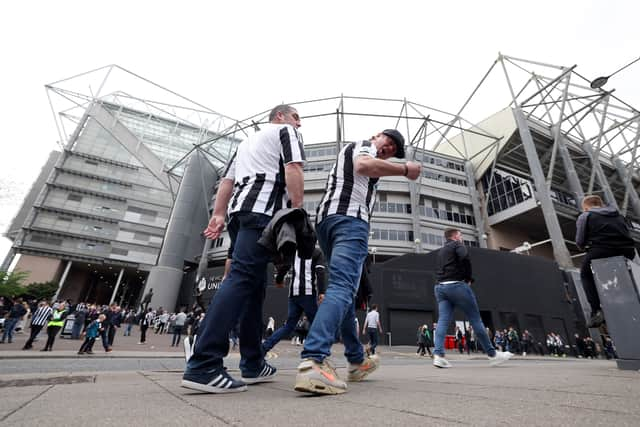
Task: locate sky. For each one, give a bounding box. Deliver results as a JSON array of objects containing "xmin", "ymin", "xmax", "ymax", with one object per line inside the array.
[{"xmin": 1, "ymin": 0, "xmax": 639, "ymax": 263}]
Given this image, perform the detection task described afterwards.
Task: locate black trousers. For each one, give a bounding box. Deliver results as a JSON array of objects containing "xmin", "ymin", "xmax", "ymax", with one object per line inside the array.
[
  {"xmin": 140, "ymin": 325, "xmax": 148, "ymax": 343},
  {"xmin": 23, "ymin": 324, "xmax": 44, "ymax": 349},
  {"xmin": 79, "ymin": 337, "xmax": 96, "ymax": 353},
  {"xmin": 581, "ymin": 247, "xmax": 635, "ymax": 313},
  {"xmin": 44, "ymin": 325, "xmax": 62, "ymax": 350}
]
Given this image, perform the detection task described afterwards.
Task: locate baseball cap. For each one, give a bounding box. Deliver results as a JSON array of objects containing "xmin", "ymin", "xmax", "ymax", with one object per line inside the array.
[{"xmin": 381, "ymin": 129, "xmax": 405, "ymax": 158}]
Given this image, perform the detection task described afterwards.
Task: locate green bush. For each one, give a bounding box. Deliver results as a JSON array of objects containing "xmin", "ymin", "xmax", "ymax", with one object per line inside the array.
[
  {"xmin": 0, "ymin": 270, "xmax": 29, "ymax": 298},
  {"xmin": 23, "ymin": 281, "xmax": 58, "ymax": 300}
]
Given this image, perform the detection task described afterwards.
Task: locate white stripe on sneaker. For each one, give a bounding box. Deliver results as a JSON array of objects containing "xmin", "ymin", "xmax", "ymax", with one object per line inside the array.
[{"xmin": 208, "ymin": 374, "xmax": 223, "ymax": 386}]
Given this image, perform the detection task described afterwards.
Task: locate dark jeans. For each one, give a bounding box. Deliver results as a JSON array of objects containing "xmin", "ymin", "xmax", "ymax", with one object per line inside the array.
[
  {"xmin": 100, "ymin": 328, "xmax": 110, "ymax": 350},
  {"xmin": 581, "ymin": 247, "xmax": 636, "ymax": 313},
  {"xmin": 140, "ymin": 325, "xmax": 148, "ymax": 343},
  {"xmin": 172, "ymin": 325, "xmax": 184, "ymax": 346},
  {"xmin": 186, "ymin": 212, "xmax": 271, "ymax": 376},
  {"xmin": 107, "ymin": 325, "xmax": 117, "ymax": 346},
  {"xmin": 79, "ymin": 337, "xmax": 96, "ymax": 353},
  {"xmin": 44, "ymin": 325, "xmax": 62, "ymax": 350},
  {"xmin": 262, "ymin": 295, "xmax": 318, "ymax": 353},
  {"xmin": 367, "ymin": 328, "xmax": 379, "ymax": 354},
  {"xmin": 23, "ymin": 324, "xmax": 45, "ymax": 349},
  {"xmin": 1, "ymin": 318, "xmax": 19, "ymax": 342}
]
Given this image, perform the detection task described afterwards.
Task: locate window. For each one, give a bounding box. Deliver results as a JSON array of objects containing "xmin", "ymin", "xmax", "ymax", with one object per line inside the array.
[
  {"xmin": 85, "ymin": 160, "xmax": 99, "ymax": 166},
  {"xmin": 111, "ymin": 247, "xmax": 129, "ymax": 256},
  {"xmin": 68, "ymin": 193, "xmax": 83, "ymax": 202},
  {"xmin": 57, "ymin": 216, "xmax": 72, "ymax": 222}
]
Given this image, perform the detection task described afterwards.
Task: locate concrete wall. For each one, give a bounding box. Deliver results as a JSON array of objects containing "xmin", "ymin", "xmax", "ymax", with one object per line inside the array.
[{"xmin": 13, "ymin": 254, "xmax": 62, "ymax": 284}]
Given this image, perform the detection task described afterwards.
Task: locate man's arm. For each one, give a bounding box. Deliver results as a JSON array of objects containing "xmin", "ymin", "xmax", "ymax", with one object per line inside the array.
[
  {"xmin": 455, "ymin": 243, "xmax": 473, "ymax": 283},
  {"xmin": 285, "ymin": 162, "xmax": 304, "ymax": 208},
  {"xmin": 575, "ymin": 212, "xmax": 588, "ymax": 250},
  {"xmin": 355, "ymin": 156, "xmax": 421, "ymax": 179},
  {"xmin": 377, "ymin": 318, "xmax": 383, "ymax": 333},
  {"xmin": 203, "ymin": 178, "xmax": 234, "ymax": 240}
]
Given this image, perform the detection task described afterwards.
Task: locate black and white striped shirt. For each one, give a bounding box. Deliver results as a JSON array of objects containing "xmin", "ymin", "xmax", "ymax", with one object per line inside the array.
[
  {"xmin": 289, "ymin": 248, "xmax": 326, "ymax": 297},
  {"xmin": 31, "ymin": 305, "xmax": 53, "ymax": 326},
  {"xmin": 224, "ymin": 123, "xmax": 305, "ymax": 217},
  {"xmin": 316, "ymin": 141, "xmax": 379, "ymax": 224}
]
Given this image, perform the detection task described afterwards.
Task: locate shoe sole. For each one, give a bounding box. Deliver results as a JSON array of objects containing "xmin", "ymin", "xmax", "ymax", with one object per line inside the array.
[
  {"xmin": 489, "ymin": 357, "xmax": 512, "ymax": 367},
  {"xmin": 241, "ymin": 374, "xmax": 277, "ymax": 384},
  {"xmin": 348, "ymin": 362, "xmax": 380, "ymax": 382},
  {"xmin": 433, "ymin": 362, "xmax": 451, "ymax": 368},
  {"xmin": 181, "ymin": 380, "xmax": 247, "ymax": 394},
  {"xmin": 294, "ymin": 376, "xmax": 346, "ymax": 395}
]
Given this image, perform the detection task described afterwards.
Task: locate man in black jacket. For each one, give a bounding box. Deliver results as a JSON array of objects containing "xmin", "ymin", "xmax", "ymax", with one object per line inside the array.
[
  {"xmin": 576, "ymin": 195, "xmax": 636, "ymax": 327},
  {"xmin": 432, "ymin": 228, "xmax": 513, "ymax": 368}
]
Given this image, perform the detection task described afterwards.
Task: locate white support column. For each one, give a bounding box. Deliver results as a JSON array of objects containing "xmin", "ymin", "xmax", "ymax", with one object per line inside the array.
[
  {"xmin": 109, "ymin": 268, "xmax": 125, "ymax": 305},
  {"xmin": 52, "ymin": 260, "xmax": 72, "ymax": 301}
]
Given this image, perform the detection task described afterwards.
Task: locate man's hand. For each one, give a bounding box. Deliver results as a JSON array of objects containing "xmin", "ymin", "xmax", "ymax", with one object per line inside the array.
[
  {"xmin": 274, "ymin": 280, "xmax": 285, "ymax": 289},
  {"xmin": 203, "ymin": 215, "xmax": 225, "ymax": 240},
  {"xmin": 317, "ymin": 294, "xmax": 325, "ymax": 304},
  {"xmin": 405, "ymin": 161, "xmax": 421, "ymax": 180}
]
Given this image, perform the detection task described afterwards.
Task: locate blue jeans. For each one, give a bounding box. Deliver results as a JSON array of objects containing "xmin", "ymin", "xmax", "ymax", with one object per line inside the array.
[
  {"xmin": 1, "ymin": 318, "xmax": 19, "ymax": 342},
  {"xmin": 262, "ymin": 295, "xmax": 318, "ymax": 353},
  {"xmin": 433, "ymin": 282, "xmax": 496, "ymax": 357},
  {"xmin": 301, "ymin": 215, "xmax": 368, "ymax": 364},
  {"xmin": 172, "ymin": 325, "xmax": 183, "ymax": 346},
  {"xmin": 124, "ymin": 323, "xmax": 133, "ymax": 336},
  {"xmin": 186, "ymin": 212, "xmax": 271, "ymax": 376},
  {"xmin": 367, "ymin": 328, "xmax": 379, "ymax": 354}
]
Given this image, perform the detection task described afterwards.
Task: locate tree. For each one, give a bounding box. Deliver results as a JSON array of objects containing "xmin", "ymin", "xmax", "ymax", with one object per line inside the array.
[
  {"xmin": 0, "ymin": 270, "xmax": 30, "ymax": 298},
  {"xmin": 23, "ymin": 282, "xmax": 58, "ymax": 301}
]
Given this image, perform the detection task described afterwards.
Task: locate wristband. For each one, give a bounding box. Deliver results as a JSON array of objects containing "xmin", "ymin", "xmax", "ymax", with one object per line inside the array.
[{"xmin": 403, "ymin": 164, "xmax": 409, "ymax": 177}]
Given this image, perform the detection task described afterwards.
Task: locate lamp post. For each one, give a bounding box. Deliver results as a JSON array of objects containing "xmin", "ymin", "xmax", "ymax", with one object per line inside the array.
[{"xmin": 590, "ymin": 55, "xmax": 640, "ymax": 89}]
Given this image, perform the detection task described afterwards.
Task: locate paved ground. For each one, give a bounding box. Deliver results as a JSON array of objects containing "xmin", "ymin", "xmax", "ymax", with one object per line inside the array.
[{"xmin": 1, "ymin": 328, "xmax": 638, "ymax": 426}]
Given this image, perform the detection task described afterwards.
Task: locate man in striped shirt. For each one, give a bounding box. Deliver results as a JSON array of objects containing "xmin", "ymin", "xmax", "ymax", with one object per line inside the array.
[
  {"xmin": 295, "ymin": 129, "xmax": 421, "ymax": 395},
  {"xmin": 182, "ymin": 104, "xmax": 305, "ymax": 394},
  {"xmin": 261, "ymin": 247, "xmax": 327, "ymax": 354},
  {"xmin": 22, "ymin": 300, "xmax": 52, "ymax": 350}
]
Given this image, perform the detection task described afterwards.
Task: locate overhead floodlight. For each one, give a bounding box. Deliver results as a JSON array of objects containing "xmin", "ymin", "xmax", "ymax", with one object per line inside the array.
[{"xmin": 590, "ymin": 55, "xmax": 640, "ymax": 89}]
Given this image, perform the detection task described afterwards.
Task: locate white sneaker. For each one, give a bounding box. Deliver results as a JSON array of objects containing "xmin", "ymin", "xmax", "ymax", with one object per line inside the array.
[
  {"xmin": 488, "ymin": 351, "xmax": 513, "ymax": 366},
  {"xmin": 433, "ymin": 355, "xmax": 451, "ymax": 368}
]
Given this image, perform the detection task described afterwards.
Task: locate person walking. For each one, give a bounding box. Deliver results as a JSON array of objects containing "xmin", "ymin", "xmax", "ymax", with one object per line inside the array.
[
  {"xmin": 181, "ymin": 104, "xmax": 305, "ymax": 394},
  {"xmin": 41, "ymin": 304, "xmax": 68, "ymax": 351},
  {"xmin": 432, "ymin": 228, "xmax": 513, "ymax": 368},
  {"xmin": 575, "ymin": 194, "xmax": 636, "ymax": 328},
  {"xmin": 139, "ymin": 308, "xmax": 153, "ymax": 344},
  {"xmin": 261, "ymin": 247, "xmax": 326, "ymax": 355},
  {"xmin": 362, "ymin": 304, "xmax": 383, "ymax": 355},
  {"xmin": 78, "ymin": 314, "xmax": 105, "ymax": 355},
  {"xmin": 294, "ymin": 129, "xmax": 421, "ymax": 395},
  {"xmin": 171, "ymin": 308, "xmax": 187, "ymax": 347},
  {"xmin": 1, "ymin": 297, "xmax": 27, "ymax": 344},
  {"xmin": 22, "ymin": 300, "xmax": 53, "ymax": 350}
]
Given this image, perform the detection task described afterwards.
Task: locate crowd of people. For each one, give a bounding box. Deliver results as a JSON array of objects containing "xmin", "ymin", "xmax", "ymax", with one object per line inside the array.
[
  {"xmin": 412, "ymin": 321, "xmax": 617, "ymax": 360},
  {"xmin": 0, "ymin": 296, "xmax": 207, "ymax": 353}
]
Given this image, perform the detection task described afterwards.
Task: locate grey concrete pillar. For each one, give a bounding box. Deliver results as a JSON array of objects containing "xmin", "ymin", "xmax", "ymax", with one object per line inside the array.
[
  {"xmin": 52, "ymin": 260, "xmax": 72, "ymax": 301},
  {"xmin": 406, "ymin": 146, "xmax": 422, "ymax": 253},
  {"xmin": 513, "ymin": 109, "xmax": 573, "ymax": 268},
  {"xmin": 109, "ymin": 268, "xmax": 125, "ymax": 305},
  {"xmin": 554, "ymin": 129, "xmax": 584, "ymax": 205},
  {"xmin": 140, "ymin": 150, "xmax": 218, "ymax": 311},
  {"xmin": 464, "ymin": 161, "xmax": 487, "ymax": 248},
  {"xmin": 582, "ymin": 142, "xmax": 619, "ymax": 209}
]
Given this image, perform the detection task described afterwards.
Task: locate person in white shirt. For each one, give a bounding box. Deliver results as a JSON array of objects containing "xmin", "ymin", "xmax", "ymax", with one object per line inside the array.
[
  {"xmin": 362, "ymin": 304, "xmax": 383, "ymax": 355},
  {"xmin": 171, "ymin": 308, "xmax": 188, "ymax": 347}
]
